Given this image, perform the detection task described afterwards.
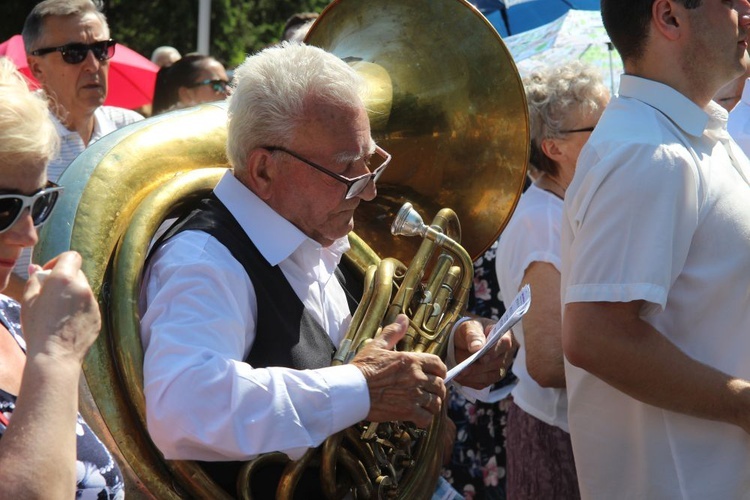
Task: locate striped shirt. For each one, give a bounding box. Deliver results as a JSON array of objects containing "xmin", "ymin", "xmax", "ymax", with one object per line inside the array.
[
  {"xmin": 14, "ymin": 106, "xmax": 143, "ymax": 279},
  {"xmin": 47, "ymin": 105, "xmax": 144, "ymax": 182}
]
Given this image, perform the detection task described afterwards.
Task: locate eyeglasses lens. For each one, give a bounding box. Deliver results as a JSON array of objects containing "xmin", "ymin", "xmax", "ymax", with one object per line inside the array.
[
  {"xmin": 62, "ymin": 41, "xmax": 115, "ymax": 64},
  {"xmin": 31, "ymin": 190, "xmax": 60, "ymax": 225},
  {"xmin": 211, "ymin": 80, "xmax": 228, "ymax": 93},
  {"xmin": 0, "ymin": 198, "xmax": 23, "ymax": 231},
  {"xmin": 345, "ymin": 155, "xmax": 389, "ymax": 199}
]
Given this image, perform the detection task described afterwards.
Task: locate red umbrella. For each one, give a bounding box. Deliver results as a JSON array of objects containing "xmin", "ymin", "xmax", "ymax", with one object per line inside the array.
[{"xmin": 0, "ymin": 34, "xmax": 158, "ymax": 110}]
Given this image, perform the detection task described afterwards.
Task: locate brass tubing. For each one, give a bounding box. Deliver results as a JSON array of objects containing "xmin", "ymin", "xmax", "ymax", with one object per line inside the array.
[
  {"xmin": 333, "ymin": 264, "xmax": 377, "ymax": 366},
  {"xmin": 276, "ymin": 448, "xmax": 318, "ymax": 499}
]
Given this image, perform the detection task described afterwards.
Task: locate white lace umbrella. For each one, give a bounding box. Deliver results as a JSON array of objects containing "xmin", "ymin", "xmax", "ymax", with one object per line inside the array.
[{"xmin": 503, "ymin": 9, "xmax": 624, "ymax": 93}]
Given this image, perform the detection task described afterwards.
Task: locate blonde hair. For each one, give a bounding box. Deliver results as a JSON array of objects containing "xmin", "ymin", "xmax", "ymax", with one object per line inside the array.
[{"xmin": 0, "ymin": 58, "xmax": 59, "ymax": 167}]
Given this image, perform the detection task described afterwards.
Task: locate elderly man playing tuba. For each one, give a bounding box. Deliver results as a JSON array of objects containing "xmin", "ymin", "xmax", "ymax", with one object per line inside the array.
[{"xmin": 140, "ymin": 41, "xmax": 513, "ymax": 498}]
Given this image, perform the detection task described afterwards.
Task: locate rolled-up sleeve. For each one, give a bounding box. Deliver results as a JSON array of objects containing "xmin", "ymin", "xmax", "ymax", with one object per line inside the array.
[{"xmin": 563, "ymin": 141, "xmax": 701, "ymax": 316}]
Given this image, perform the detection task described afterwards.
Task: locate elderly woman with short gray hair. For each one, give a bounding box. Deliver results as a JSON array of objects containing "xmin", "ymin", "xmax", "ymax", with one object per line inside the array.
[{"xmin": 495, "ymin": 61, "xmax": 609, "ymax": 499}]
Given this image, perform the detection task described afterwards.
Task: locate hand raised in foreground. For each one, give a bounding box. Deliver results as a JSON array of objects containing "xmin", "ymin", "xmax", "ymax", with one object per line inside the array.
[
  {"xmin": 351, "ymin": 314, "xmax": 447, "ymax": 428},
  {"xmin": 453, "ymin": 318, "xmax": 517, "ymax": 390},
  {"xmin": 21, "ymin": 251, "xmax": 101, "ymax": 364}
]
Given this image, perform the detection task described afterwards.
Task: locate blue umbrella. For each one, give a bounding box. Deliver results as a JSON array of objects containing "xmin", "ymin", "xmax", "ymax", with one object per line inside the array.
[
  {"xmin": 503, "ymin": 9, "xmax": 623, "ymax": 93},
  {"xmin": 469, "ymin": 0, "xmax": 600, "ymax": 36}
]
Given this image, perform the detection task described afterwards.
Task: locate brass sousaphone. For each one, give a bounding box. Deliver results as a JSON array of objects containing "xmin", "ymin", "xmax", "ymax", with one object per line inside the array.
[{"xmin": 35, "ymin": 0, "xmax": 528, "ymax": 497}]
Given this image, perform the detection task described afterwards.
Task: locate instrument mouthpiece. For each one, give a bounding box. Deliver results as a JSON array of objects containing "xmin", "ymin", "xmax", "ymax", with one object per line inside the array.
[{"xmin": 391, "ymin": 202, "xmax": 426, "ymax": 237}]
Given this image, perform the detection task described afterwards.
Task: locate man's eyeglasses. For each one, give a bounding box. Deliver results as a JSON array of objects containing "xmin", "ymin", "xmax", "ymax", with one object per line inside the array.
[
  {"xmin": 188, "ymin": 79, "xmax": 230, "ymax": 94},
  {"xmin": 0, "ymin": 181, "xmax": 64, "ymax": 233},
  {"xmin": 560, "ymin": 126, "xmax": 596, "ymax": 134},
  {"xmin": 265, "ymin": 145, "xmax": 392, "ymax": 200},
  {"xmin": 30, "ymin": 39, "xmax": 116, "ymax": 65}
]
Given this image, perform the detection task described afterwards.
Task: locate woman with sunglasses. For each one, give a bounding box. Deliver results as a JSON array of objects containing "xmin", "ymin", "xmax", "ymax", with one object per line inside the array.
[
  {"xmin": 151, "ymin": 53, "xmax": 230, "ymax": 115},
  {"xmin": 0, "ymin": 59, "xmax": 124, "ymax": 498}
]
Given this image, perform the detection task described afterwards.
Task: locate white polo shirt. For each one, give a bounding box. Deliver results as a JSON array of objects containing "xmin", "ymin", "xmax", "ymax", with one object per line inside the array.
[{"xmin": 562, "ymin": 75, "xmax": 750, "ymax": 498}]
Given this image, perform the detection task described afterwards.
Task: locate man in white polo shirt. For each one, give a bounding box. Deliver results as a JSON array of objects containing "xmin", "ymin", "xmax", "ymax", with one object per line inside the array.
[
  {"xmin": 561, "ymin": 0, "xmax": 750, "ymax": 498},
  {"xmin": 7, "ymin": 0, "xmax": 142, "ymax": 299}
]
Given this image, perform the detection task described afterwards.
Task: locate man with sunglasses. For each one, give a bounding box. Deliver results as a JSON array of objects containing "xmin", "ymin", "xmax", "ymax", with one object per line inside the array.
[
  {"xmin": 7, "ymin": 0, "xmax": 144, "ymax": 300},
  {"xmin": 140, "ymin": 42, "xmax": 513, "ymax": 498}
]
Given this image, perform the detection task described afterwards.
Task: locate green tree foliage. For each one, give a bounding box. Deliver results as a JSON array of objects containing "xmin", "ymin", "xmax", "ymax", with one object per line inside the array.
[
  {"xmin": 2, "ymin": 0, "xmax": 332, "ymax": 69},
  {"xmin": 107, "ymin": 0, "xmax": 332, "ymax": 68}
]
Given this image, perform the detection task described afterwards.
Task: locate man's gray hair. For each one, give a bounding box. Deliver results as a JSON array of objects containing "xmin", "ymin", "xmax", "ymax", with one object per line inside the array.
[
  {"xmin": 226, "ymin": 42, "xmax": 367, "ymax": 175},
  {"xmin": 22, "ymin": 0, "xmax": 109, "ymax": 53}
]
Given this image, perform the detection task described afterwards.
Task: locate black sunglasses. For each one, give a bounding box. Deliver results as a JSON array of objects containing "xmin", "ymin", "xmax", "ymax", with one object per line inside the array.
[
  {"xmin": 188, "ymin": 78, "xmax": 229, "ymax": 93},
  {"xmin": 30, "ymin": 39, "xmax": 116, "ymax": 65},
  {"xmin": 0, "ymin": 181, "xmax": 64, "ymax": 233}
]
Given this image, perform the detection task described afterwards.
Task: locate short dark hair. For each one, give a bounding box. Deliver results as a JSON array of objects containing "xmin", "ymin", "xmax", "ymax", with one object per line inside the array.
[
  {"xmin": 601, "ymin": 0, "xmax": 701, "ymax": 63},
  {"xmin": 22, "ymin": 0, "xmax": 108, "ymax": 53},
  {"xmin": 281, "ymin": 12, "xmax": 319, "ymax": 41},
  {"xmin": 152, "ymin": 53, "xmax": 215, "ymax": 115}
]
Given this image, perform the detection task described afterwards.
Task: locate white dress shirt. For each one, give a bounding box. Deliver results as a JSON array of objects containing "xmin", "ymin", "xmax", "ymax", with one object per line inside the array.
[
  {"xmin": 728, "ymin": 78, "xmax": 750, "ymax": 158},
  {"xmin": 140, "ymin": 170, "xmax": 369, "ymax": 461},
  {"xmin": 562, "ymin": 75, "xmax": 750, "ymax": 499}
]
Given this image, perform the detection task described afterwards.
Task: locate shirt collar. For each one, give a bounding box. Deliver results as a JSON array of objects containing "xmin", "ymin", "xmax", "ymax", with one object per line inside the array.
[
  {"xmin": 48, "ymin": 106, "xmax": 115, "ymax": 142},
  {"xmin": 618, "ymin": 74, "xmax": 711, "ymax": 138},
  {"xmin": 213, "ymin": 170, "xmax": 350, "ymax": 266},
  {"xmin": 741, "ymin": 78, "xmax": 750, "ymax": 106}
]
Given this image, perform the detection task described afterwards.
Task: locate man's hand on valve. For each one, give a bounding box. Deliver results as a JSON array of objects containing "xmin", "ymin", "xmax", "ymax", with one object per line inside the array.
[{"xmin": 352, "ymin": 314, "xmax": 447, "ymax": 428}]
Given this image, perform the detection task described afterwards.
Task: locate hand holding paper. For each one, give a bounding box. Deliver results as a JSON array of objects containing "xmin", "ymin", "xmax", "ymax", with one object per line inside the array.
[{"xmin": 446, "ymin": 285, "xmax": 531, "ymax": 384}]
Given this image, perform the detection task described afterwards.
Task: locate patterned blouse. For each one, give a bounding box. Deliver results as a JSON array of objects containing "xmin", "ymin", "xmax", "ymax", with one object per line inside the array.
[{"xmin": 0, "ymin": 296, "xmax": 125, "ymax": 499}]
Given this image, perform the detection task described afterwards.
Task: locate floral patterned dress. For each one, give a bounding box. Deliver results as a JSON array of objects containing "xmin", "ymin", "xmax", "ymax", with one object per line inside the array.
[
  {"xmin": 441, "ymin": 241, "xmax": 517, "ymax": 500},
  {"xmin": 0, "ymin": 296, "xmax": 125, "ymax": 499}
]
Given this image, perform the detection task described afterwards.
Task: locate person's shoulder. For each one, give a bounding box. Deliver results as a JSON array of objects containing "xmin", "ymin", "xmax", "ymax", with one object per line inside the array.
[
  {"xmin": 509, "ymin": 185, "xmax": 560, "ymax": 221},
  {"xmin": 99, "ymin": 106, "xmax": 145, "ymax": 127},
  {"xmin": 497, "ymin": 187, "xmax": 557, "ymax": 252},
  {"xmin": 0, "ymin": 295, "xmax": 23, "ymax": 341}
]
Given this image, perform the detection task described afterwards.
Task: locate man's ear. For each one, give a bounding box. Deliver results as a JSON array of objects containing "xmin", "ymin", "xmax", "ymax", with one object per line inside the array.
[
  {"xmin": 653, "ymin": 0, "xmax": 682, "ymax": 41},
  {"xmin": 27, "ymin": 55, "xmax": 45, "ymax": 81},
  {"xmin": 239, "ymin": 148, "xmax": 276, "ymax": 200}
]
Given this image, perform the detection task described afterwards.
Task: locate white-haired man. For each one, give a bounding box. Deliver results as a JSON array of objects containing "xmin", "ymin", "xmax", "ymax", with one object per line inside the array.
[{"xmin": 140, "ymin": 41, "xmax": 513, "ymax": 497}]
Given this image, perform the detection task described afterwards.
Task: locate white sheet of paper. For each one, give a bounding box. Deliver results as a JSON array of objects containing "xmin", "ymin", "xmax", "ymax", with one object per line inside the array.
[{"xmin": 445, "ymin": 284, "xmax": 531, "ymax": 384}]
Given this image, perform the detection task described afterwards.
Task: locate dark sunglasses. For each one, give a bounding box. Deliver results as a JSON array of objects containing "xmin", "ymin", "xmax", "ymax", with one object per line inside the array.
[
  {"xmin": 188, "ymin": 78, "xmax": 229, "ymax": 93},
  {"xmin": 30, "ymin": 39, "xmax": 116, "ymax": 65},
  {"xmin": 0, "ymin": 181, "xmax": 64, "ymax": 233}
]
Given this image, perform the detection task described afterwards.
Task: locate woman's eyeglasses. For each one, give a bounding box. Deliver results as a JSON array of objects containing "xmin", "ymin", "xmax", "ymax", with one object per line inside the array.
[
  {"xmin": 188, "ymin": 79, "xmax": 230, "ymax": 94},
  {"xmin": 0, "ymin": 181, "xmax": 64, "ymax": 233},
  {"xmin": 30, "ymin": 39, "xmax": 116, "ymax": 65},
  {"xmin": 560, "ymin": 126, "xmax": 596, "ymax": 134}
]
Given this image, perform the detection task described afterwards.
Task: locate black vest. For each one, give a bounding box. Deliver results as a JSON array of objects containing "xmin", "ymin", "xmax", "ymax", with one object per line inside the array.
[{"xmin": 157, "ymin": 195, "xmax": 361, "ymax": 498}]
